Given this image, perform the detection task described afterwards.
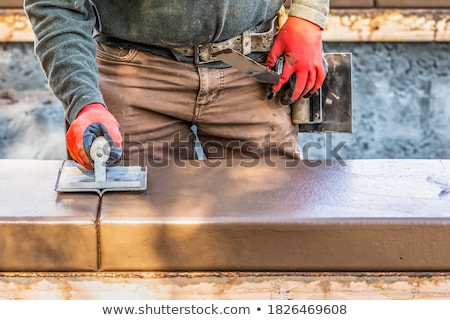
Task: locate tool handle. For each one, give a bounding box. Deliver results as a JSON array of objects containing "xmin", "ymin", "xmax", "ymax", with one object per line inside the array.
[
  {"xmin": 90, "ymin": 136, "xmax": 110, "ymax": 182},
  {"xmin": 89, "ymin": 136, "xmax": 111, "ymax": 161}
]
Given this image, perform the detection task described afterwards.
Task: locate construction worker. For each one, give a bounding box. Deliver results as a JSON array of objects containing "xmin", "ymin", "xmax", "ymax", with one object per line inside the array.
[{"xmin": 24, "ymin": 1, "xmax": 329, "ymax": 168}]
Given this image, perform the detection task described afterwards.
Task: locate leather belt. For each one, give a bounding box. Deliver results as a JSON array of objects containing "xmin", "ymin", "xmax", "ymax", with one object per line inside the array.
[{"xmin": 171, "ymin": 16, "xmax": 277, "ymax": 64}]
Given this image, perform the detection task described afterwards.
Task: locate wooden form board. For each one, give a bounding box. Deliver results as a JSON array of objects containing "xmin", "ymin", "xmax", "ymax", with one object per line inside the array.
[
  {"xmin": 323, "ymin": 9, "xmax": 450, "ymax": 42},
  {"xmin": 376, "ymin": 0, "xmax": 450, "ymax": 7},
  {"xmin": 1, "ymin": 9, "xmax": 449, "ymax": 42},
  {"xmin": 0, "ymin": 0, "xmax": 23, "ymax": 7},
  {"xmin": 2, "ymin": 0, "xmax": 448, "ymax": 8},
  {"xmin": 331, "ymin": 0, "xmax": 374, "ymax": 7},
  {"xmin": 331, "ymin": 0, "xmax": 450, "ymax": 7},
  {"xmin": 2, "ymin": 272, "xmax": 450, "ymax": 299}
]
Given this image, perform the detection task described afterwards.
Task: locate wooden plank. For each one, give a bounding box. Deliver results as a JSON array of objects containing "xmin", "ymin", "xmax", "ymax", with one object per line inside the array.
[
  {"xmin": 1, "ymin": 9, "xmax": 449, "ymax": 43},
  {"xmin": 1, "ymin": 272, "xmax": 450, "ymax": 299},
  {"xmin": 0, "ymin": 9, "xmax": 34, "ymax": 42},
  {"xmin": 376, "ymin": 0, "xmax": 450, "ymax": 8},
  {"xmin": 331, "ymin": 0, "xmax": 374, "ymax": 7},
  {"xmin": 0, "ymin": 0, "xmax": 24, "ymax": 8},
  {"xmin": 323, "ymin": 9, "xmax": 450, "ymax": 42}
]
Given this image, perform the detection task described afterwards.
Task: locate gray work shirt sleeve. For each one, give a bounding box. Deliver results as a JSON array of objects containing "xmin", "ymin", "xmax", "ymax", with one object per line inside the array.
[
  {"xmin": 24, "ymin": 0, "xmax": 105, "ymax": 123},
  {"xmin": 290, "ymin": 0, "xmax": 330, "ymax": 29}
]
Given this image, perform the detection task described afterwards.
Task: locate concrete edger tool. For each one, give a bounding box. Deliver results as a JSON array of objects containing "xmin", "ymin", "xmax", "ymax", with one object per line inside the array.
[
  {"xmin": 55, "ymin": 136, "xmax": 147, "ymax": 196},
  {"xmin": 212, "ymin": 49, "xmax": 352, "ymax": 133}
]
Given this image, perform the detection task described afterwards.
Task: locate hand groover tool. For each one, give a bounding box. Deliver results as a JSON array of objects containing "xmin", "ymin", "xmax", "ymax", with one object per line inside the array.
[
  {"xmin": 211, "ymin": 49, "xmax": 352, "ymax": 133},
  {"xmin": 55, "ymin": 136, "xmax": 147, "ymax": 196}
]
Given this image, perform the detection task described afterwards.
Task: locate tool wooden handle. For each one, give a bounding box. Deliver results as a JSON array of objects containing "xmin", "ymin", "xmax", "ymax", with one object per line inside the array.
[
  {"xmin": 89, "ymin": 136, "xmax": 110, "ymax": 161},
  {"xmin": 90, "ymin": 136, "xmax": 110, "ymax": 182}
]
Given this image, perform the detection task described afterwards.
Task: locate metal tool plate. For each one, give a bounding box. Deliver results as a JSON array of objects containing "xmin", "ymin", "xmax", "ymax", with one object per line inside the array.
[
  {"xmin": 55, "ymin": 160, "xmax": 147, "ymax": 196},
  {"xmin": 297, "ymin": 52, "xmax": 352, "ymax": 133}
]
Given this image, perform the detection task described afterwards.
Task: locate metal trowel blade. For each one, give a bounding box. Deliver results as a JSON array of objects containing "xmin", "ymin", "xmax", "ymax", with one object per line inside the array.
[
  {"xmin": 55, "ymin": 160, "xmax": 147, "ymax": 196},
  {"xmin": 211, "ymin": 48, "xmax": 280, "ymax": 83}
]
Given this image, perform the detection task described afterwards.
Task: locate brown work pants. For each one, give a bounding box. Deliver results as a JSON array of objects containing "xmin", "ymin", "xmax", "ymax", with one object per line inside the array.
[{"xmin": 96, "ymin": 43, "xmax": 300, "ymax": 167}]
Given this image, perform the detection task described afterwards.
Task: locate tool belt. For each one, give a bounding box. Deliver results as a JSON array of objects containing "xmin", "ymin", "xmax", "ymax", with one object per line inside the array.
[{"xmin": 171, "ymin": 16, "xmax": 278, "ymax": 65}]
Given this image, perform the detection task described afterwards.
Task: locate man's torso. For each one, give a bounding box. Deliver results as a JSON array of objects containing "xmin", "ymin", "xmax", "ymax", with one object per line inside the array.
[{"xmin": 90, "ymin": 0, "xmax": 284, "ymax": 47}]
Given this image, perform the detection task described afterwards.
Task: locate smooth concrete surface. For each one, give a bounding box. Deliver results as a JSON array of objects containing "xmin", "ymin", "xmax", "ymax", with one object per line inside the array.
[
  {"xmin": 100, "ymin": 159, "xmax": 450, "ymax": 271},
  {"xmin": 0, "ymin": 160, "xmax": 99, "ymax": 271}
]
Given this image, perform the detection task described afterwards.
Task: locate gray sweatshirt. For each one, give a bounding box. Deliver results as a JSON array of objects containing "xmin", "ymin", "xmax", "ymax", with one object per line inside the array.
[{"xmin": 24, "ymin": 0, "xmax": 329, "ymax": 123}]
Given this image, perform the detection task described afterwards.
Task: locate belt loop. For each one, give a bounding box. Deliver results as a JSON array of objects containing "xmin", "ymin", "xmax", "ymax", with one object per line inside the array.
[
  {"xmin": 283, "ymin": 0, "xmax": 291, "ymax": 9},
  {"xmin": 242, "ymin": 31, "xmax": 251, "ymax": 55},
  {"xmin": 194, "ymin": 44, "xmax": 202, "ymax": 65}
]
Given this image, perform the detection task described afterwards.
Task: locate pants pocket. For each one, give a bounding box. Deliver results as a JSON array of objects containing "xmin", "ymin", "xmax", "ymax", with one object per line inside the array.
[{"xmin": 96, "ymin": 42, "xmax": 139, "ymax": 63}]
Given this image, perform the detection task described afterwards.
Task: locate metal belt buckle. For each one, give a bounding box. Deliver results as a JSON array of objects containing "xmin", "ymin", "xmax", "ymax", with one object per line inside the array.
[
  {"xmin": 195, "ymin": 44, "xmax": 221, "ymax": 65},
  {"xmin": 194, "ymin": 44, "xmax": 206, "ymax": 65}
]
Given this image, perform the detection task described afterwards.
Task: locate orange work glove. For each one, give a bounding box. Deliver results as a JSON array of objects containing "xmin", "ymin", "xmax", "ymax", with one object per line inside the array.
[
  {"xmin": 266, "ymin": 16, "xmax": 327, "ymax": 102},
  {"xmin": 66, "ymin": 103, "xmax": 122, "ymax": 170}
]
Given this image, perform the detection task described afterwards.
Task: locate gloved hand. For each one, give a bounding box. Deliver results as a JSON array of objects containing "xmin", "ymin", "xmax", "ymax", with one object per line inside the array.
[
  {"xmin": 66, "ymin": 103, "xmax": 122, "ymax": 170},
  {"xmin": 266, "ymin": 16, "xmax": 327, "ymax": 102}
]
